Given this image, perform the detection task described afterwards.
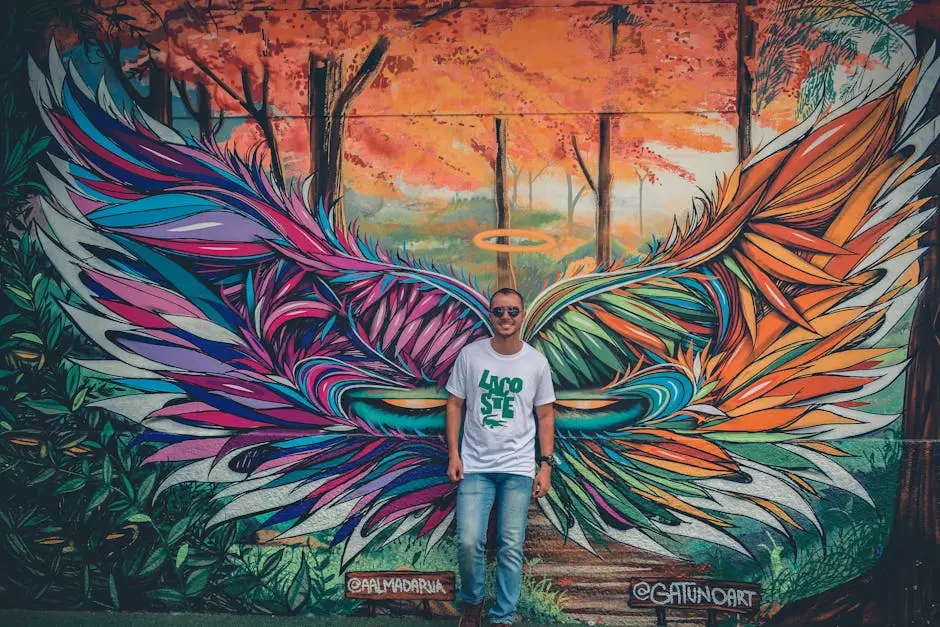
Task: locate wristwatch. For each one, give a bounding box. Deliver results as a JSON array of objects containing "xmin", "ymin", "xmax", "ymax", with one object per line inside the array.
[{"xmin": 538, "ymin": 454, "xmax": 554, "ymax": 467}]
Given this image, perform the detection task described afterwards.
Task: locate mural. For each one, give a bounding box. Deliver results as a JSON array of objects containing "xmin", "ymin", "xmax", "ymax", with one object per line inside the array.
[{"xmin": 0, "ymin": 1, "xmax": 936, "ymax": 625}]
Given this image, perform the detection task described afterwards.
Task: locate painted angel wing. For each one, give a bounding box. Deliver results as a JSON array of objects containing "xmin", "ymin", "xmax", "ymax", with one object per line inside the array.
[
  {"xmin": 523, "ymin": 51, "xmax": 939, "ymax": 558},
  {"xmin": 29, "ymin": 43, "xmax": 492, "ymax": 565}
]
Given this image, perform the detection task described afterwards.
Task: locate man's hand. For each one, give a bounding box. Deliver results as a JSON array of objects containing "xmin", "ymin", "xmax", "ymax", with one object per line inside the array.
[
  {"xmin": 447, "ymin": 455, "xmax": 464, "ymax": 483},
  {"xmin": 533, "ymin": 464, "xmax": 551, "ymax": 498}
]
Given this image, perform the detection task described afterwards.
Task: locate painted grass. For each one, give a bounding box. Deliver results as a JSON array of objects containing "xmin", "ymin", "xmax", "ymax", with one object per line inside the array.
[{"xmin": 230, "ymin": 533, "xmax": 571, "ymax": 622}]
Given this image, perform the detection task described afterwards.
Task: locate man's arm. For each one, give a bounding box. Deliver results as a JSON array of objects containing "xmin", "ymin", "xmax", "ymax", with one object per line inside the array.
[
  {"xmin": 446, "ymin": 394, "xmax": 465, "ymax": 482},
  {"xmin": 533, "ymin": 402, "xmax": 555, "ymax": 498}
]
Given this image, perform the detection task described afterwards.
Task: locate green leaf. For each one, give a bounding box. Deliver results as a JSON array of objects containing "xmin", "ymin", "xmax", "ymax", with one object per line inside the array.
[
  {"xmin": 184, "ymin": 566, "xmax": 211, "ymax": 596},
  {"xmin": 167, "ymin": 518, "xmax": 189, "ymax": 546},
  {"xmin": 175, "ymin": 543, "xmax": 189, "ymax": 569},
  {"xmin": 24, "ymin": 399, "xmax": 69, "ymax": 416},
  {"xmin": 126, "ymin": 513, "xmax": 152, "ymax": 524},
  {"xmin": 287, "ymin": 552, "xmax": 311, "ymax": 611},
  {"xmin": 0, "ymin": 313, "xmax": 20, "ymax": 326},
  {"xmin": 146, "ymin": 587, "xmax": 184, "ymax": 606},
  {"xmin": 102, "ymin": 421, "xmax": 114, "ymax": 444},
  {"xmin": 71, "ymin": 388, "xmax": 88, "ymax": 411},
  {"xmin": 103, "ymin": 456, "xmax": 112, "ymax": 485},
  {"xmin": 88, "ymin": 485, "xmax": 110, "ymax": 511},
  {"xmin": 46, "ymin": 322, "xmax": 61, "ymax": 350},
  {"xmin": 6, "ymin": 285, "xmax": 31, "ymax": 302},
  {"xmin": 13, "ymin": 391, "xmax": 27, "ymax": 401},
  {"xmin": 137, "ymin": 547, "xmax": 168, "ymax": 577},
  {"xmin": 222, "ymin": 574, "xmax": 261, "ymax": 597},
  {"xmin": 66, "ymin": 366, "xmax": 81, "ymax": 397},
  {"xmin": 259, "ymin": 548, "xmax": 286, "ymax": 580},
  {"xmin": 27, "ymin": 468, "xmax": 56, "ymax": 485},
  {"xmin": 31, "ymin": 273, "xmax": 42, "ymax": 291},
  {"xmin": 55, "ymin": 477, "xmax": 87, "ymax": 494},
  {"xmin": 137, "ymin": 474, "xmax": 156, "ymax": 503},
  {"xmin": 109, "ymin": 571, "xmax": 119, "ymax": 608}
]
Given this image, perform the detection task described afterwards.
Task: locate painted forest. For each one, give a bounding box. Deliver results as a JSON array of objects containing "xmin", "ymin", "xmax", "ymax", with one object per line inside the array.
[{"xmin": 0, "ymin": 1, "xmax": 937, "ymax": 626}]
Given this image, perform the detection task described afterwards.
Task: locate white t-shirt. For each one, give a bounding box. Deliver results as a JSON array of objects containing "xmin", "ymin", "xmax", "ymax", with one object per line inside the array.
[{"xmin": 445, "ymin": 338, "xmax": 556, "ymax": 478}]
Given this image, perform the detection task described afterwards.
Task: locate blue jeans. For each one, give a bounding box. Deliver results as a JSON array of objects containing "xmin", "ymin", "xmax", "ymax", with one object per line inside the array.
[{"xmin": 456, "ymin": 472, "xmax": 533, "ymax": 624}]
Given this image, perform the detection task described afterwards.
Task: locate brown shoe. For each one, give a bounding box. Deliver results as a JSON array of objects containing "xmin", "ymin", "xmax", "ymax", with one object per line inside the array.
[{"xmin": 458, "ymin": 601, "xmax": 484, "ymax": 627}]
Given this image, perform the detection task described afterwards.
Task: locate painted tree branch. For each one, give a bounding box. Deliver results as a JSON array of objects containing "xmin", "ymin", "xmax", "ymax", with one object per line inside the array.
[
  {"xmin": 191, "ymin": 56, "xmax": 285, "ymax": 189},
  {"xmin": 572, "ymin": 136, "xmax": 597, "ymax": 194},
  {"xmin": 173, "ymin": 78, "xmax": 219, "ymax": 137},
  {"xmin": 100, "ymin": 39, "xmax": 144, "ymax": 106},
  {"xmin": 320, "ymin": 35, "xmax": 391, "ymax": 230}
]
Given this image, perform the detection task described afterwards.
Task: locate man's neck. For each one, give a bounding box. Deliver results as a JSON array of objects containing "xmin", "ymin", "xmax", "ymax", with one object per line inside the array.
[{"xmin": 490, "ymin": 335, "xmax": 523, "ymax": 355}]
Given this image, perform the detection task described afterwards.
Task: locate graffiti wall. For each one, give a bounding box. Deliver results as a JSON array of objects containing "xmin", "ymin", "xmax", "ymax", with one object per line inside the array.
[{"xmin": 1, "ymin": 1, "xmax": 936, "ymax": 625}]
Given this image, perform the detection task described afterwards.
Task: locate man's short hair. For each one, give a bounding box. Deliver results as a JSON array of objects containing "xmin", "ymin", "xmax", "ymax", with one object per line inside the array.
[{"xmin": 489, "ymin": 287, "xmax": 524, "ymax": 308}]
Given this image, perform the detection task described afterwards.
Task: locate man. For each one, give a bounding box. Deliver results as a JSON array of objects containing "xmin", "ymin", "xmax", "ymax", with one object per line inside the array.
[{"xmin": 446, "ymin": 287, "xmax": 556, "ymax": 626}]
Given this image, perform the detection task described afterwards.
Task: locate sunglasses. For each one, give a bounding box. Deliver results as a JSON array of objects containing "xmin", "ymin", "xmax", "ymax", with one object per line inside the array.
[{"xmin": 490, "ymin": 306, "xmax": 521, "ymax": 318}]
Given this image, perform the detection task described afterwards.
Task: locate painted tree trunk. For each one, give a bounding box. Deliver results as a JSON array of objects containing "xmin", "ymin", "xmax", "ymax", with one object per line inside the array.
[
  {"xmin": 767, "ymin": 25, "xmax": 939, "ymax": 627},
  {"xmin": 309, "ymin": 54, "xmax": 343, "ymax": 221},
  {"xmin": 308, "ymin": 37, "xmax": 390, "ymax": 230},
  {"xmin": 873, "ymin": 22, "xmax": 939, "ymax": 624},
  {"xmin": 596, "ymin": 113, "xmax": 612, "ymax": 266},
  {"xmin": 145, "ymin": 63, "xmax": 172, "ymax": 126},
  {"xmin": 494, "ymin": 117, "xmax": 516, "ymax": 290},
  {"xmin": 195, "ymin": 81, "xmax": 212, "ymax": 137},
  {"xmin": 736, "ymin": 0, "xmax": 756, "ymax": 160}
]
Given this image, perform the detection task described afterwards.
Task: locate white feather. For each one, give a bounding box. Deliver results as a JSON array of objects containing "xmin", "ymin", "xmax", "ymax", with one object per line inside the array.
[
  {"xmin": 155, "ymin": 458, "xmax": 214, "ymax": 498},
  {"xmin": 37, "ymin": 165, "xmax": 91, "ymax": 225},
  {"xmin": 207, "ymin": 480, "xmax": 308, "ymax": 527},
  {"xmin": 900, "ymin": 46, "xmax": 940, "ymax": 138},
  {"xmin": 604, "ymin": 527, "xmax": 676, "ymax": 559},
  {"xmin": 280, "ymin": 498, "xmax": 360, "ymax": 537},
  {"xmin": 135, "ymin": 106, "xmax": 186, "ymax": 145},
  {"xmin": 686, "ymin": 490, "xmax": 787, "ymax": 535},
  {"xmin": 781, "ymin": 444, "xmax": 874, "ymax": 506},
  {"xmin": 162, "ymin": 314, "xmax": 246, "ymax": 346},
  {"xmin": 839, "ymin": 249, "xmax": 927, "ymax": 309},
  {"xmin": 59, "ymin": 302, "xmax": 184, "ymax": 372},
  {"xmin": 89, "ymin": 392, "xmax": 183, "ymax": 422},
  {"xmin": 860, "ymin": 280, "xmax": 925, "ymax": 348},
  {"xmin": 66, "ymin": 58, "xmax": 95, "ymax": 101},
  {"xmin": 141, "ymin": 418, "xmax": 233, "ymax": 437},
  {"xmin": 859, "ymin": 167, "xmax": 938, "ymax": 235},
  {"xmin": 96, "ymin": 76, "xmax": 131, "ymax": 126},
  {"xmin": 808, "ymin": 361, "xmax": 908, "ymax": 405},
  {"xmin": 69, "ymin": 358, "xmax": 162, "ymax": 380},
  {"xmin": 426, "ymin": 510, "xmax": 456, "ymax": 552},
  {"xmin": 380, "ymin": 512, "xmax": 430, "ymax": 547},
  {"xmin": 704, "ymin": 458, "xmax": 822, "ymax": 536},
  {"xmin": 853, "ymin": 210, "xmax": 933, "ymax": 273},
  {"xmin": 654, "ymin": 513, "xmax": 750, "ymax": 556},
  {"xmin": 788, "ymin": 404, "xmax": 899, "ymax": 440}
]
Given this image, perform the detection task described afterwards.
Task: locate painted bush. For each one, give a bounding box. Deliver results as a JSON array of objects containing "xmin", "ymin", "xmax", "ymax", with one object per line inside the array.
[{"xmin": 0, "ymin": 1, "xmax": 936, "ymax": 625}]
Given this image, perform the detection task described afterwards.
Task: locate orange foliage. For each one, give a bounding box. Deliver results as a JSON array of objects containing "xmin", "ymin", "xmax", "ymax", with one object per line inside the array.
[{"xmin": 103, "ymin": 2, "xmax": 739, "ymax": 195}]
